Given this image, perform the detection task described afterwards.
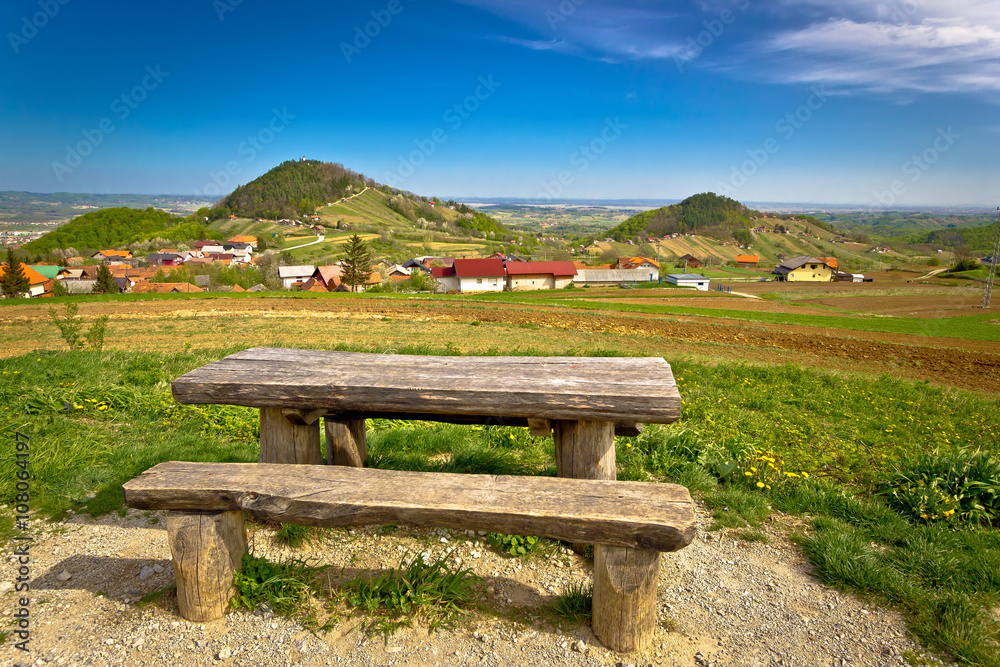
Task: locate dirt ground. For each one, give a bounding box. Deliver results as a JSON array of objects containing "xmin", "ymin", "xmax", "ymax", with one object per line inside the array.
[{"xmin": 3, "ymin": 295, "xmax": 998, "ymax": 394}]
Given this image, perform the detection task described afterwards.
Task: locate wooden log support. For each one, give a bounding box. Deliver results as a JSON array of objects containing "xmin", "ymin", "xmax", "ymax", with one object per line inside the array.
[
  {"xmin": 259, "ymin": 407, "xmax": 321, "ymax": 465},
  {"xmin": 554, "ymin": 418, "xmax": 661, "ymax": 653},
  {"xmin": 527, "ymin": 418, "xmax": 551, "ymax": 437},
  {"xmin": 281, "ymin": 408, "xmax": 325, "ymax": 426},
  {"xmin": 553, "ymin": 420, "xmax": 615, "ymax": 481},
  {"xmin": 166, "ymin": 510, "xmax": 247, "ymax": 623},
  {"xmin": 592, "ymin": 546, "xmax": 662, "ymax": 652},
  {"xmin": 324, "ymin": 417, "xmax": 367, "ymax": 467}
]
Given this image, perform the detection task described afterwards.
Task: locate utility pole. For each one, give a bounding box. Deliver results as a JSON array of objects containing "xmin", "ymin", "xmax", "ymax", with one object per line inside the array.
[{"xmin": 982, "ymin": 207, "xmax": 1000, "ymax": 308}]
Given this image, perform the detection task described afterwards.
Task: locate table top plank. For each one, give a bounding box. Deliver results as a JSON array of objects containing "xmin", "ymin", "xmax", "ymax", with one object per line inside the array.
[
  {"xmin": 123, "ymin": 461, "xmax": 697, "ymax": 552},
  {"xmin": 172, "ymin": 347, "xmax": 681, "ymax": 424}
]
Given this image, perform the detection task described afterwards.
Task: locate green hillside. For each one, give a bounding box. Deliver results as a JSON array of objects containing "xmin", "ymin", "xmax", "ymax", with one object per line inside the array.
[
  {"xmin": 218, "ymin": 160, "xmax": 371, "ymax": 220},
  {"xmin": 605, "ymin": 193, "xmax": 761, "ymax": 242},
  {"xmin": 20, "ymin": 207, "xmax": 220, "ymax": 255}
]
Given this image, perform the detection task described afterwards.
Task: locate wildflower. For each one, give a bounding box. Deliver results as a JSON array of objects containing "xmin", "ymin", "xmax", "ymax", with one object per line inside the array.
[
  {"xmin": 801, "ymin": 472, "xmax": 810, "ymax": 478},
  {"xmin": 744, "ymin": 471, "xmax": 753, "ymax": 477},
  {"xmin": 756, "ymin": 482, "xmax": 765, "ymax": 488}
]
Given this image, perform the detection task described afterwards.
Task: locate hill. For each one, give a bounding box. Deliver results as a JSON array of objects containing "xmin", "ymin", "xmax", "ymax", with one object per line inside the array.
[
  {"xmin": 0, "ymin": 191, "xmax": 216, "ymax": 223},
  {"xmin": 604, "ymin": 193, "xmax": 763, "ymax": 243},
  {"xmin": 217, "ymin": 160, "xmax": 372, "ymax": 220},
  {"xmin": 20, "ymin": 207, "xmax": 220, "ymax": 255}
]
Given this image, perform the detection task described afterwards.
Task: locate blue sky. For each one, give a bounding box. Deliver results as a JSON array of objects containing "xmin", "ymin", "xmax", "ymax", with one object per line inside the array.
[{"xmin": 1, "ymin": 0, "xmax": 998, "ymax": 206}]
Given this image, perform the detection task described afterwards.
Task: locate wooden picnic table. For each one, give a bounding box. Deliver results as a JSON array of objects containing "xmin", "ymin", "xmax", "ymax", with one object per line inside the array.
[{"xmin": 169, "ymin": 347, "xmax": 686, "ymax": 651}]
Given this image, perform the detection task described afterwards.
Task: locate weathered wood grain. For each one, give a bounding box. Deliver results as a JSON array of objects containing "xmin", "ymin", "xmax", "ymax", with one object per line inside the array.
[
  {"xmin": 554, "ymin": 420, "xmax": 616, "ymax": 481},
  {"xmin": 324, "ymin": 417, "xmax": 367, "ymax": 467},
  {"xmin": 166, "ymin": 510, "xmax": 246, "ymax": 622},
  {"xmin": 171, "ymin": 348, "xmax": 681, "ymax": 425},
  {"xmin": 592, "ymin": 546, "xmax": 662, "ymax": 652},
  {"xmin": 321, "ymin": 410, "xmax": 641, "ymax": 436},
  {"xmin": 123, "ymin": 462, "xmax": 697, "ymax": 553},
  {"xmin": 259, "ymin": 408, "xmax": 321, "ymax": 465},
  {"xmin": 527, "ymin": 418, "xmax": 552, "ymax": 437}
]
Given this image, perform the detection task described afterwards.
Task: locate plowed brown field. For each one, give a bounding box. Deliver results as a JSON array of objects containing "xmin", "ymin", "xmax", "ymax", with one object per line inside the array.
[{"xmin": 4, "ymin": 296, "xmax": 998, "ymax": 394}]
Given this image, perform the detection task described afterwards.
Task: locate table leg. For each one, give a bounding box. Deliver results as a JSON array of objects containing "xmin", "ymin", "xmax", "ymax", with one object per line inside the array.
[
  {"xmin": 259, "ymin": 407, "xmax": 321, "ymax": 464},
  {"xmin": 324, "ymin": 417, "xmax": 367, "ymax": 467},
  {"xmin": 553, "ymin": 419, "xmax": 660, "ymax": 653}
]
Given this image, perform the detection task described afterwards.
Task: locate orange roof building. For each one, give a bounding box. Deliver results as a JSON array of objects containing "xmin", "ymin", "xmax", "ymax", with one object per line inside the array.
[
  {"xmin": 817, "ymin": 256, "xmax": 839, "ymax": 269},
  {"xmin": 0, "ymin": 264, "xmax": 49, "ymax": 297},
  {"xmin": 227, "ymin": 235, "xmax": 258, "ymax": 247}
]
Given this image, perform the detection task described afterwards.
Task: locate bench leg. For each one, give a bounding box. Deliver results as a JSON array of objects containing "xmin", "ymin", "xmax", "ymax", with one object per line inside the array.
[
  {"xmin": 593, "ymin": 546, "xmax": 661, "ymax": 653},
  {"xmin": 324, "ymin": 417, "xmax": 367, "ymax": 467},
  {"xmin": 259, "ymin": 407, "xmax": 321, "ymax": 464},
  {"xmin": 166, "ymin": 510, "xmax": 247, "ymax": 622},
  {"xmin": 554, "ymin": 419, "xmax": 660, "ymax": 653}
]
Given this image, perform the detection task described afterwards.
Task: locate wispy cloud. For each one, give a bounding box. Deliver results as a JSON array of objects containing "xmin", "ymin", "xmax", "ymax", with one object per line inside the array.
[{"xmin": 456, "ymin": 0, "xmax": 1000, "ymax": 99}]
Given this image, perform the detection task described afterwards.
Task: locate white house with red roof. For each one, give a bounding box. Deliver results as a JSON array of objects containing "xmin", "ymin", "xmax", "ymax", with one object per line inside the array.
[
  {"xmin": 431, "ymin": 258, "xmax": 505, "ymax": 293},
  {"xmin": 504, "ymin": 261, "xmax": 577, "ymax": 291}
]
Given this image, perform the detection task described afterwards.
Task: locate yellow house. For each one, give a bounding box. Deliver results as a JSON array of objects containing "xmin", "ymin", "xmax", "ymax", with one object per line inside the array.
[{"xmin": 773, "ymin": 256, "xmax": 834, "ymax": 282}]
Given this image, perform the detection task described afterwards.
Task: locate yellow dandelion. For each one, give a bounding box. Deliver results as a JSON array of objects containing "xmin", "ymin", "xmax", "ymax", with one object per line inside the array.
[{"xmin": 756, "ymin": 482, "xmax": 765, "ymax": 488}]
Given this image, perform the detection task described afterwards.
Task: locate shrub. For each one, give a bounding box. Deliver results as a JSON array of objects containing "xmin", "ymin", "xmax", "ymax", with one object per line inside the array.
[
  {"xmin": 48, "ymin": 303, "xmax": 110, "ymax": 351},
  {"xmin": 487, "ymin": 533, "xmax": 539, "ymax": 556},
  {"xmin": 876, "ymin": 448, "xmax": 1000, "ymax": 525}
]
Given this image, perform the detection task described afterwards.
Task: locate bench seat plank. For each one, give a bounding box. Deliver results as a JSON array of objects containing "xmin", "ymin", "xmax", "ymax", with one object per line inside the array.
[
  {"xmin": 171, "ymin": 348, "xmax": 681, "ymax": 424},
  {"xmin": 123, "ymin": 462, "xmax": 696, "ymax": 552}
]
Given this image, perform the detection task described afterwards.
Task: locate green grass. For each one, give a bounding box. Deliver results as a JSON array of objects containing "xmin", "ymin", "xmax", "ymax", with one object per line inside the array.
[
  {"xmin": 3, "ymin": 346, "xmax": 1000, "ymax": 664},
  {"xmin": 343, "ymin": 553, "xmax": 480, "ymax": 634},
  {"xmin": 551, "ymin": 581, "xmax": 593, "ymax": 622}
]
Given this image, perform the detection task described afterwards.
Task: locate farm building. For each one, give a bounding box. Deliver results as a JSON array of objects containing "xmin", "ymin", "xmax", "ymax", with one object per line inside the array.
[
  {"xmin": 505, "ymin": 261, "xmax": 577, "ymax": 291},
  {"xmin": 678, "ymin": 254, "xmax": 703, "ymax": 269},
  {"xmin": 664, "ymin": 274, "xmax": 710, "ymax": 291},
  {"xmin": 773, "ymin": 256, "xmax": 835, "ymax": 282},
  {"xmin": 573, "ymin": 268, "xmax": 655, "ymax": 287},
  {"xmin": 432, "ymin": 258, "xmax": 505, "ymax": 293},
  {"xmin": 834, "ymin": 272, "xmax": 866, "ymax": 283},
  {"xmin": 735, "ymin": 255, "xmax": 760, "ymax": 269}
]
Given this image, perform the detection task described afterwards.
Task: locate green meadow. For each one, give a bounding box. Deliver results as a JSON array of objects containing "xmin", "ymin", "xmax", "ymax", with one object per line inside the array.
[{"xmin": 2, "ymin": 332, "xmax": 1000, "ymax": 663}]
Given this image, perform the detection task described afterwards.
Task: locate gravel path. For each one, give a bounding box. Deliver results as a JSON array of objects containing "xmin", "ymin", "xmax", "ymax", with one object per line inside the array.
[{"xmin": 1, "ymin": 502, "xmax": 940, "ymax": 667}]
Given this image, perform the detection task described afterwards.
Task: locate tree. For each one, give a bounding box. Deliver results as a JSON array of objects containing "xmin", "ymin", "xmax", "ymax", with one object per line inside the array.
[
  {"xmin": 92, "ymin": 264, "xmax": 117, "ymax": 294},
  {"xmin": 342, "ymin": 235, "xmax": 372, "ymax": 292},
  {"xmin": 2, "ymin": 248, "xmax": 30, "ymax": 298}
]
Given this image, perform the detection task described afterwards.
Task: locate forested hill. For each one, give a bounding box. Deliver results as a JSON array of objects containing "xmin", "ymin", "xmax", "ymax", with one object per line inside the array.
[
  {"xmin": 20, "ymin": 207, "xmax": 219, "ymax": 254},
  {"xmin": 218, "ymin": 160, "xmax": 372, "ymax": 220},
  {"xmin": 604, "ymin": 193, "xmax": 761, "ymax": 242}
]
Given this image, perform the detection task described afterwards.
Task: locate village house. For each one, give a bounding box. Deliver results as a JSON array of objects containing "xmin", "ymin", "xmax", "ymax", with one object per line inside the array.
[
  {"xmin": 132, "ymin": 282, "xmax": 204, "ymax": 294},
  {"xmin": 772, "ymin": 256, "xmax": 835, "ymax": 282},
  {"xmin": 734, "ymin": 255, "xmax": 760, "ymax": 269},
  {"xmin": 227, "ymin": 235, "xmax": 258, "ymax": 248},
  {"xmin": 678, "ymin": 254, "xmax": 703, "ymax": 269},
  {"xmin": 817, "ymin": 256, "xmax": 839, "ymax": 270},
  {"xmin": 278, "ymin": 265, "xmax": 317, "ymax": 290},
  {"xmin": 92, "ymin": 249, "xmax": 133, "ymax": 264},
  {"xmin": 617, "ymin": 257, "xmax": 660, "ymax": 280},
  {"xmin": 432, "ymin": 258, "xmax": 505, "ymax": 293},
  {"xmin": 504, "ymin": 261, "xmax": 577, "ymax": 291},
  {"xmin": 147, "ymin": 252, "xmax": 185, "ymax": 267},
  {"xmin": 0, "ymin": 264, "xmax": 49, "ymax": 297},
  {"xmin": 308, "ymin": 265, "xmax": 345, "ymax": 291}
]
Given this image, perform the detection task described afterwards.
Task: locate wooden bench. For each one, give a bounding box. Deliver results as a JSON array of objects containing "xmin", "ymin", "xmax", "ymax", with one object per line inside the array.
[
  {"xmin": 123, "ymin": 462, "xmax": 696, "ymax": 647},
  {"xmin": 145, "ymin": 348, "xmax": 690, "ymax": 652}
]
